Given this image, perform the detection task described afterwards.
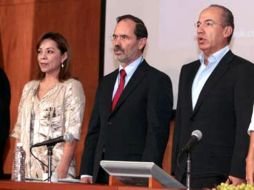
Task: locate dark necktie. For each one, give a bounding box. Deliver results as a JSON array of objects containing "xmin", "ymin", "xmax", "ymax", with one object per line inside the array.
[{"xmin": 112, "ymin": 69, "xmax": 126, "ymax": 110}]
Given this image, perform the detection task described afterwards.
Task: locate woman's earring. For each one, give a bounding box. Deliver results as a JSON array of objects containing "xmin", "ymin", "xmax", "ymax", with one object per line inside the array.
[{"xmin": 61, "ymin": 63, "xmax": 64, "ymax": 68}]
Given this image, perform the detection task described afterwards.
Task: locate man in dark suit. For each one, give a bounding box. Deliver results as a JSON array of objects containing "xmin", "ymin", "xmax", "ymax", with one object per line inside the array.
[
  {"xmin": 0, "ymin": 68, "xmax": 10, "ymax": 178},
  {"xmin": 80, "ymin": 14, "xmax": 173, "ymax": 184},
  {"xmin": 172, "ymin": 4, "xmax": 254, "ymax": 188}
]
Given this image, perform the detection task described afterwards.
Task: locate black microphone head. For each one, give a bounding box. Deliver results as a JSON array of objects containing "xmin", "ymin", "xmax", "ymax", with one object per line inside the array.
[
  {"xmin": 191, "ymin": 130, "xmax": 202, "ymax": 141},
  {"xmin": 177, "ymin": 130, "xmax": 202, "ymax": 166},
  {"xmin": 63, "ymin": 133, "xmax": 74, "ymax": 141}
]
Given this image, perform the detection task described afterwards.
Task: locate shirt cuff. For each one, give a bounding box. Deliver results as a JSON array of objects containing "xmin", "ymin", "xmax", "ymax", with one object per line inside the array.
[{"xmin": 80, "ymin": 174, "xmax": 93, "ymax": 179}]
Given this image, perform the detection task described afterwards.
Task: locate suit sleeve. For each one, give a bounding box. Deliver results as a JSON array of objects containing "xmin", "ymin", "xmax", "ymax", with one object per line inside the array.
[
  {"xmin": 171, "ymin": 66, "xmax": 184, "ymax": 175},
  {"xmin": 230, "ymin": 62, "xmax": 254, "ymax": 178},
  {"xmin": 79, "ymin": 84, "xmax": 101, "ymax": 176},
  {"xmin": 0, "ymin": 69, "xmax": 10, "ymax": 174},
  {"xmin": 0, "ymin": 69, "xmax": 10, "ymax": 132},
  {"xmin": 141, "ymin": 73, "xmax": 173, "ymax": 166}
]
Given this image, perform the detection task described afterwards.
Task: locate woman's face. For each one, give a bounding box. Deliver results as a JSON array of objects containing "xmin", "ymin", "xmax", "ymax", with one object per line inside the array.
[{"xmin": 37, "ymin": 39, "xmax": 67, "ymax": 77}]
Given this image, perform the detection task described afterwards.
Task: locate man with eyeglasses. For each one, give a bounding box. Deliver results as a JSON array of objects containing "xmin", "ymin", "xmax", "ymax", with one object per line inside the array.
[
  {"xmin": 80, "ymin": 14, "xmax": 173, "ymax": 184},
  {"xmin": 172, "ymin": 4, "xmax": 254, "ymax": 188}
]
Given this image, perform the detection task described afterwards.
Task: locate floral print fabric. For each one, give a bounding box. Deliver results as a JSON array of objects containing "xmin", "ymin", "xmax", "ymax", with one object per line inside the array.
[{"xmin": 11, "ymin": 79, "xmax": 85, "ymax": 179}]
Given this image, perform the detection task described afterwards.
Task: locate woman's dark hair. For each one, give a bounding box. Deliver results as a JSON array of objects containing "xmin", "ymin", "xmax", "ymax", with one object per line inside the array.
[{"xmin": 36, "ymin": 32, "xmax": 71, "ymax": 81}]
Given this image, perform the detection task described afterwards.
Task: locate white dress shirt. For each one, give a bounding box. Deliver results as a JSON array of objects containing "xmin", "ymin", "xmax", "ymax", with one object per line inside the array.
[
  {"xmin": 192, "ymin": 46, "xmax": 230, "ymax": 109},
  {"xmin": 248, "ymin": 105, "xmax": 254, "ymax": 134}
]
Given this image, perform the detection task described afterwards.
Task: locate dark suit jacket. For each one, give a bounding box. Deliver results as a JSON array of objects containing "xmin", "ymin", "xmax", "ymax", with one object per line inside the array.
[
  {"xmin": 172, "ymin": 51, "xmax": 254, "ymax": 184},
  {"xmin": 0, "ymin": 68, "xmax": 10, "ymax": 177},
  {"xmin": 80, "ymin": 60, "xmax": 173, "ymax": 183}
]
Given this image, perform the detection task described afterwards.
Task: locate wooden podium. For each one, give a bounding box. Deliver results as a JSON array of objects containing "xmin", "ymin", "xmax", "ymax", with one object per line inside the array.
[
  {"xmin": 0, "ymin": 180, "xmax": 185, "ymax": 190},
  {"xmin": 100, "ymin": 160, "xmax": 185, "ymax": 189},
  {"xmin": 109, "ymin": 176, "xmax": 162, "ymax": 188}
]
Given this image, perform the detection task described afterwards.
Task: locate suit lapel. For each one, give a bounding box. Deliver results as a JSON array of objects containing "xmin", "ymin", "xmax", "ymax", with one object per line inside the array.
[
  {"xmin": 192, "ymin": 51, "xmax": 234, "ymax": 117},
  {"xmin": 110, "ymin": 60, "xmax": 149, "ymax": 115},
  {"xmin": 104, "ymin": 70, "xmax": 118, "ymax": 117}
]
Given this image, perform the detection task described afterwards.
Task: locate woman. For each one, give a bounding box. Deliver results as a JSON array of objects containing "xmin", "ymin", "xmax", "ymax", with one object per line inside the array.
[
  {"xmin": 246, "ymin": 105, "xmax": 254, "ymax": 184},
  {"xmin": 11, "ymin": 32, "xmax": 85, "ymax": 180}
]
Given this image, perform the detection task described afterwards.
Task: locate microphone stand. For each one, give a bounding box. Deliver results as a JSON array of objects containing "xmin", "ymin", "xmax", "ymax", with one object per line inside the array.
[
  {"xmin": 47, "ymin": 145, "xmax": 54, "ymax": 182},
  {"xmin": 186, "ymin": 152, "xmax": 191, "ymax": 190}
]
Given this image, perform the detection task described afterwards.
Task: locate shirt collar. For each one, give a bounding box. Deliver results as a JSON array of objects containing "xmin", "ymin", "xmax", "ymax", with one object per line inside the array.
[
  {"xmin": 119, "ymin": 56, "xmax": 143, "ymax": 76},
  {"xmin": 198, "ymin": 46, "xmax": 230, "ymax": 67}
]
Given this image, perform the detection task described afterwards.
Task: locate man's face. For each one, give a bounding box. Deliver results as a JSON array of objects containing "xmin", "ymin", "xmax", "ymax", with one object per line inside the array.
[
  {"xmin": 196, "ymin": 7, "xmax": 232, "ymax": 58},
  {"xmin": 112, "ymin": 19, "xmax": 146, "ymax": 66}
]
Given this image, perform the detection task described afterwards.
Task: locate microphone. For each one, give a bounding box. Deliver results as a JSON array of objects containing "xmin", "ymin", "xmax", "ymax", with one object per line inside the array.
[
  {"xmin": 181, "ymin": 130, "xmax": 202, "ymax": 153},
  {"xmin": 31, "ymin": 133, "xmax": 74, "ymax": 148}
]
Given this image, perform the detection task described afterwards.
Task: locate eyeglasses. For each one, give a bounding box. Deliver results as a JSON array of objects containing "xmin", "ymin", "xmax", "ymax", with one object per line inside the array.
[
  {"xmin": 112, "ymin": 34, "xmax": 131, "ymax": 41},
  {"xmin": 195, "ymin": 20, "xmax": 223, "ymax": 29}
]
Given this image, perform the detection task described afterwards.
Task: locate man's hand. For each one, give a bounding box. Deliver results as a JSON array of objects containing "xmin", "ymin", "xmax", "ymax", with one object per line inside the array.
[
  {"xmin": 80, "ymin": 176, "xmax": 93, "ymax": 184},
  {"xmin": 246, "ymin": 156, "xmax": 254, "ymax": 184},
  {"xmin": 226, "ymin": 175, "xmax": 245, "ymax": 185}
]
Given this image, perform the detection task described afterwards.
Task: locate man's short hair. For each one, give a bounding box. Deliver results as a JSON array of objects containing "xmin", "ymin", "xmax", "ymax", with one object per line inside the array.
[
  {"xmin": 209, "ymin": 4, "xmax": 234, "ymax": 43},
  {"xmin": 116, "ymin": 14, "xmax": 148, "ymax": 39}
]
